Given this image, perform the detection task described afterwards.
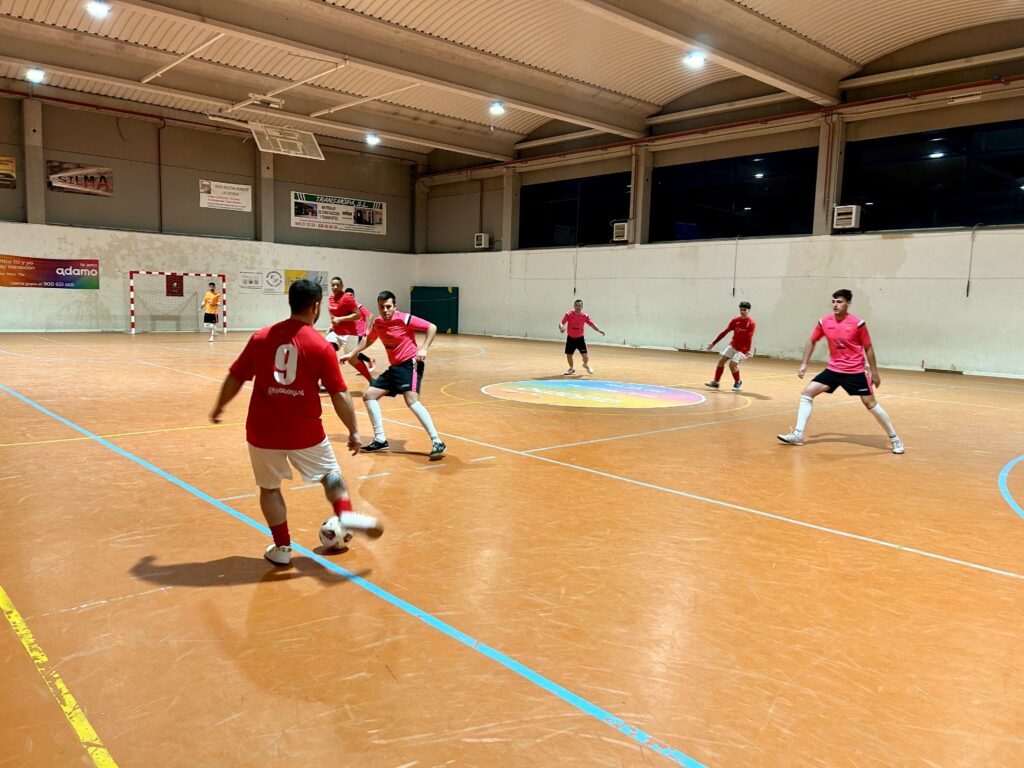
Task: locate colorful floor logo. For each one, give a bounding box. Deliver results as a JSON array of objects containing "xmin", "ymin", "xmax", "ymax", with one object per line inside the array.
[{"xmin": 481, "ymin": 380, "xmax": 706, "ymax": 409}]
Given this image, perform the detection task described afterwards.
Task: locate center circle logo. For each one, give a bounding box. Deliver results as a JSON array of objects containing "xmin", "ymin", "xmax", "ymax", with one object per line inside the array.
[{"xmin": 481, "ymin": 380, "xmax": 705, "ymax": 409}]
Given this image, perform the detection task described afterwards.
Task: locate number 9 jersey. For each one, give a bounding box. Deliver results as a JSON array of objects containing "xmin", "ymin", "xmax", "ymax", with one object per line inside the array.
[{"xmin": 229, "ymin": 318, "xmax": 347, "ymax": 450}]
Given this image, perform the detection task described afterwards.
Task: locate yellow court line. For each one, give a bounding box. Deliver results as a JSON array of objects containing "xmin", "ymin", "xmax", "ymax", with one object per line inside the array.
[
  {"xmin": 0, "ymin": 421, "xmax": 244, "ymax": 449},
  {"xmin": 0, "ymin": 585, "xmax": 119, "ymax": 768}
]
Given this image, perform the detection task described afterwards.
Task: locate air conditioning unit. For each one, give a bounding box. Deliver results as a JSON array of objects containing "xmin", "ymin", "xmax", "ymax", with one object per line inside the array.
[
  {"xmin": 473, "ymin": 232, "xmax": 490, "ymax": 249},
  {"xmin": 612, "ymin": 221, "xmax": 630, "ymax": 242},
  {"xmin": 832, "ymin": 204, "xmax": 862, "ymax": 230}
]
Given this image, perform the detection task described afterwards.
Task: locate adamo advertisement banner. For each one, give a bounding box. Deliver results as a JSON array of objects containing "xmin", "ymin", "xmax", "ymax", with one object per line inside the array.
[{"xmin": 0, "ymin": 254, "xmax": 99, "ymax": 289}]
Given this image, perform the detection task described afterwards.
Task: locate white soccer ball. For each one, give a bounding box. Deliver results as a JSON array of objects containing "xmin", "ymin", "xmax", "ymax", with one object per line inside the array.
[{"xmin": 318, "ymin": 515, "xmax": 350, "ymax": 551}]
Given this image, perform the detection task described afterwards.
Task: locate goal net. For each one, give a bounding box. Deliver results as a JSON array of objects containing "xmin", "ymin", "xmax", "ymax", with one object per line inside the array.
[{"xmin": 128, "ymin": 271, "xmax": 227, "ymax": 334}]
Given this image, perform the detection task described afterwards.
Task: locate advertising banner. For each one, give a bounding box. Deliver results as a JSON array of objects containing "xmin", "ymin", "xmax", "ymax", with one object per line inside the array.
[
  {"xmin": 199, "ymin": 180, "xmax": 252, "ymax": 212},
  {"xmin": 290, "ymin": 191, "xmax": 386, "ymax": 235},
  {"xmin": 46, "ymin": 161, "xmax": 113, "ymax": 196},
  {"xmin": 0, "ymin": 254, "xmax": 100, "ymax": 289}
]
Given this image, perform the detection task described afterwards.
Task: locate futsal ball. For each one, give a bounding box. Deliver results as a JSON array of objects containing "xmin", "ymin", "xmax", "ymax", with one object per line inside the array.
[{"xmin": 319, "ymin": 515, "xmax": 349, "ymax": 551}]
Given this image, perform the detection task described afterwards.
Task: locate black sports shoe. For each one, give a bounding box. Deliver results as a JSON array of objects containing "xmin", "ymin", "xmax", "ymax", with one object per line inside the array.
[
  {"xmin": 362, "ymin": 439, "xmax": 390, "ymax": 452},
  {"xmin": 429, "ymin": 440, "xmax": 447, "ymax": 460}
]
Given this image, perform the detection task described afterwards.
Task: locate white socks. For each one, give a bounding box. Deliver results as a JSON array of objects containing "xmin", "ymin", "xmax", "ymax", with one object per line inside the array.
[
  {"xmin": 869, "ymin": 403, "xmax": 897, "ymax": 438},
  {"xmin": 409, "ymin": 400, "xmax": 439, "ymax": 440},
  {"xmin": 365, "ymin": 399, "xmax": 386, "ymax": 441},
  {"xmin": 795, "ymin": 395, "xmax": 814, "ymax": 435}
]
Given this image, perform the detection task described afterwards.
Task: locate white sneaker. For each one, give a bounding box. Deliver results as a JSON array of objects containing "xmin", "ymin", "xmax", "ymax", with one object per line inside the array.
[
  {"xmin": 583, "ymin": 364, "xmax": 593, "ymax": 374},
  {"xmin": 563, "ymin": 368, "xmax": 575, "ymax": 375},
  {"xmin": 890, "ymin": 436, "xmax": 905, "ymax": 454},
  {"xmin": 777, "ymin": 431, "xmax": 804, "ymax": 446},
  {"xmin": 208, "ymin": 336, "xmax": 215, "ymax": 342},
  {"xmin": 732, "ymin": 379, "xmax": 743, "ymax": 392},
  {"xmin": 264, "ymin": 544, "xmax": 292, "ymax": 565},
  {"xmin": 340, "ymin": 512, "xmax": 384, "ymax": 539}
]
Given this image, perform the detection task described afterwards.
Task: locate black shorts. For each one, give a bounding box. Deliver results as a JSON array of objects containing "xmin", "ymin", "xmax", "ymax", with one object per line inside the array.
[
  {"xmin": 203, "ymin": 313, "xmax": 217, "ymax": 324},
  {"xmin": 564, "ymin": 336, "xmax": 588, "ymax": 354},
  {"xmin": 812, "ymin": 369, "xmax": 873, "ymax": 396},
  {"xmin": 371, "ymin": 359, "xmax": 424, "ymax": 397}
]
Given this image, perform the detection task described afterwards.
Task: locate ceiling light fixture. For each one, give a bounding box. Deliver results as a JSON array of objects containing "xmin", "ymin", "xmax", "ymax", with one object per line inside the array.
[
  {"xmin": 365, "ymin": 133, "xmax": 381, "ymax": 146},
  {"xmin": 929, "ymin": 152, "xmax": 945, "ymax": 159},
  {"xmin": 85, "ymin": 1, "xmax": 112, "ymax": 18},
  {"xmin": 25, "ymin": 68, "xmax": 45, "ymax": 84},
  {"xmin": 683, "ymin": 50, "xmax": 707, "ymax": 69},
  {"xmin": 754, "ymin": 172, "xmax": 764, "ymax": 179},
  {"xmin": 489, "ymin": 100, "xmax": 505, "ymax": 117}
]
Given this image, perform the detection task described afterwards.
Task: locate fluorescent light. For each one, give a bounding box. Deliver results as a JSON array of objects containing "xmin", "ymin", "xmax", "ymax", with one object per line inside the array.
[
  {"xmin": 928, "ymin": 152, "xmax": 945, "ymax": 159},
  {"xmin": 865, "ymin": 201, "xmax": 874, "ymax": 206},
  {"xmin": 683, "ymin": 50, "xmax": 707, "ymax": 69},
  {"xmin": 25, "ymin": 68, "xmax": 45, "ymax": 84},
  {"xmin": 754, "ymin": 172, "xmax": 764, "ymax": 179},
  {"xmin": 85, "ymin": 1, "xmax": 111, "ymax": 18},
  {"xmin": 365, "ymin": 133, "xmax": 381, "ymax": 146},
  {"xmin": 489, "ymin": 100, "xmax": 505, "ymax": 117},
  {"xmin": 742, "ymin": 206, "xmax": 752, "ymax": 211}
]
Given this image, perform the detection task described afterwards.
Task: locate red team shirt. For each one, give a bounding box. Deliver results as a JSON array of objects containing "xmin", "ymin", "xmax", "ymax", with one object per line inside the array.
[
  {"xmin": 328, "ymin": 293, "xmax": 360, "ymax": 335},
  {"xmin": 561, "ymin": 311, "xmax": 597, "ymax": 338},
  {"xmin": 355, "ymin": 303, "xmax": 372, "ymax": 336},
  {"xmin": 711, "ymin": 316, "xmax": 756, "ymax": 354},
  {"xmin": 368, "ymin": 311, "xmax": 432, "ymax": 365},
  {"xmin": 229, "ymin": 319, "xmax": 347, "ymax": 450},
  {"xmin": 811, "ymin": 313, "xmax": 872, "ymax": 374}
]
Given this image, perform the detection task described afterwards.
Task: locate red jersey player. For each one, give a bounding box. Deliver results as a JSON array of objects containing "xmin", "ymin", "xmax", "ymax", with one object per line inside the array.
[
  {"xmin": 705, "ymin": 301, "xmax": 755, "ymax": 392},
  {"xmin": 559, "ymin": 298, "xmax": 605, "ymax": 375},
  {"xmin": 326, "ymin": 277, "xmax": 372, "ymax": 384},
  {"xmin": 344, "ymin": 286, "xmax": 375, "ymax": 373},
  {"xmin": 342, "ymin": 290, "xmax": 446, "ymax": 460},
  {"xmin": 777, "ymin": 289, "xmax": 904, "ymax": 454},
  {"xmin": 210, "ymin": 279, "xmax": 383, "ymax": 566}
]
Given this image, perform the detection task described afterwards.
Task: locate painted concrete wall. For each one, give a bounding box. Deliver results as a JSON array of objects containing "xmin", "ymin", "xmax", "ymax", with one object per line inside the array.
[
  {"xmin": 0, "ymin": 222, "xmax": 416, "ymax": 333},
  {"xmin": 415, "ymin": 229, "xmax": 1024, "ymax": 376}
]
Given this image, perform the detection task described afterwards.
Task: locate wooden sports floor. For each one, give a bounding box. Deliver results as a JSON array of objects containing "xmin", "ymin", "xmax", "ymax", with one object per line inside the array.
[{"xmin": 1, "ymin": 331, "xmax": 1022, "ymax": 768}]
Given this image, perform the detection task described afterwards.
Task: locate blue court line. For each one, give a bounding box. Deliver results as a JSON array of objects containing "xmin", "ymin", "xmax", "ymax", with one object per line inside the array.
[
  {"xmin": 0, "ymin": 383, "xmax": 707, "ymax": 768},
  {"xmin": 998, "ymin": 454, "xmax": 1024, "ymax": 520}
]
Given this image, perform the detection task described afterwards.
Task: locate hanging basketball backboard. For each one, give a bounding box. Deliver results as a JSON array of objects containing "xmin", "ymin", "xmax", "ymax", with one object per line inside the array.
[{"xmin": 249, "ymin": 123, "xmax": 325, "ymax": 161}]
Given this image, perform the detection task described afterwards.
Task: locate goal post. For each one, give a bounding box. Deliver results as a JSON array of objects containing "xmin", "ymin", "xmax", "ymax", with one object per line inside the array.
[{"xmin": 128, "ymin": 271, "xmax": 228, "ymax": 335}]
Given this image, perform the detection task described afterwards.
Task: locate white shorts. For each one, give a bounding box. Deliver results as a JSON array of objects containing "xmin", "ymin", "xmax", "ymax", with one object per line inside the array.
[
  {"xmin": 247, "ymin": 437, "xmax": 340, "ymax": 489},
  {"xmin": 325, "ymin": 331, "xmax": 359, "ymax": 354},
  {"xmin": 722, "ymin": 346, "xmax": 749, "ymax": 363}
]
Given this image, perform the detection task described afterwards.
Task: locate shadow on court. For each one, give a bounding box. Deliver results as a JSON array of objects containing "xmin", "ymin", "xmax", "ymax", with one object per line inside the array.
[
  {"xmin": 799, "ymin": 432, "xmax": 896, "ymax": 451},
  {"xmin": 130, "ymin": 554, "xmax": 370, "ymax": 588}
]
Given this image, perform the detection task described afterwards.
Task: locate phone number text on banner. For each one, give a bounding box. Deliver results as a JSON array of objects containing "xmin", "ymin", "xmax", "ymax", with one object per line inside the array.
[
  {"xmin": 290, "ymin": 191, "xmax": 386, "ymax": 235},
  {"xmin": 0, "ymin": 254, "xmax": 100, "ymax": 289}
]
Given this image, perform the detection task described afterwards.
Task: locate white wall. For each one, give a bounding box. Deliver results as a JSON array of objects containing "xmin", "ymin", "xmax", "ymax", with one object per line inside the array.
[
  {"xmin": 0, "ymin": 222, "xmax": 416, "ymax": 333},
  {"xmin": 416, "ymin": 230, "xmax": 1024, "ymax": 376},
  {"xmin": 3, "ymin": 223, "xmax": 1023, "ymax": 376}
]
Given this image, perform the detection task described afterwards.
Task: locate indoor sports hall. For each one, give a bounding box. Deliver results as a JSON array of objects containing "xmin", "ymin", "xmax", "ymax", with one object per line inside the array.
[{"xmin": 1, "ymin": 2, "xmax": 1023, "ymax": 767}]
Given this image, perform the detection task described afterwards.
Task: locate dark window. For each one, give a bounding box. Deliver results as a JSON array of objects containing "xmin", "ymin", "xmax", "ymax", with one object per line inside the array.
[
  {"xmin": 842, "ymin": 119, "xmax": 1024, "ymax": 230},
  {"xmin": 519, "ymin": 172, "xmax": 630, "ymax": 248},
  {"xmin": 650, "ymin": 147, "xmax": 817, "ymax": 242}
]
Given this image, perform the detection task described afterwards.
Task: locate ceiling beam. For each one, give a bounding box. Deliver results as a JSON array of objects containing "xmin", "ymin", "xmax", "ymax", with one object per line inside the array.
[
  {"xmin": 0, "ymin": 17, "xmax": 515, "ymax": 160},
  {"xmin": 566, "ymin": 0, "xmax": 845, "ymax": 105},
  {"xmin": 841, "ymin": 46, "xmax": 1024, "ymax": 89},
  {"xmin": 112, "ymin": 0, "xmax": 649, "ymax": 138}
]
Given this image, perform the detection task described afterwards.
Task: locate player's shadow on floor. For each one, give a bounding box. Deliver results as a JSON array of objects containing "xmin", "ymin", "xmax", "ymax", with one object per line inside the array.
[
  {"xmin": 702, "ymin": 388, "xmax": 773, "ymax": 401},
  {"xmin": 130, "ymin": 554, "xmax": 369, "ymax": 588},
  {"xmin": 532, "ymin": 374, "xmax": 586, "ymax": 380},
  {"xmin": 802, "ymin": 432, "xmax": 895, "ymax": 451}
]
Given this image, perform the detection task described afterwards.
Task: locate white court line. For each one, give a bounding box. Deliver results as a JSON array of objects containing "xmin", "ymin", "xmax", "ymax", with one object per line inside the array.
[
  {"xmin": 371, "ymin": 412, "xmax": 1024, "ymax": 583},
  {"xmin": 359, "ymin": 472, "xmax": 390, "ymax": 479},
  {"xmin": 417, "ymin": 463, "xmax": 446, "ymax": 470},
  {"xmin": 470, "ymin": 456, "xmax": 496, "ymax": 462},
  {"xmin": 291, "ymin": 482, "xmax": 321, "ymax": 490},
  {"xmin": 219, "ymin": 493, "xmax": 255, "ymax": 501},
  {"xmin": 135, "ymin": 359, "xmax": 223, "ymax": 382},
  {"xmin": 521, "ymin": 384, "xmax": 951, "ymax": 454}
]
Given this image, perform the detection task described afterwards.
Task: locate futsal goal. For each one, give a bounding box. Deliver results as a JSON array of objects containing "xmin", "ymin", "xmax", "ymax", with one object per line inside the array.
[{"xmin": 128, "ymin": 271, "xmax": 227, "ymax": 334}]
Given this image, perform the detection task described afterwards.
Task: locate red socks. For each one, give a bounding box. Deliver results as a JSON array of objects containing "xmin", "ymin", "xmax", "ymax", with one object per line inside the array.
[
  {"xmin": 350, "ymin": 359, "xmax": 373, "ymax": 383},
  {"xmin": 332, "ymin": 497, "xmax": 352, "ymax": 516},
  {"xmin": 732, "ymin": 368, "xmax": 740, "ymax": 383},
  {"xmin": 270, "ymin": 521, "xmax": 290, "ymax": 547},
  {"xmin": 714, "ymin": 364, "xmax": 724, "ymax": 382}
]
